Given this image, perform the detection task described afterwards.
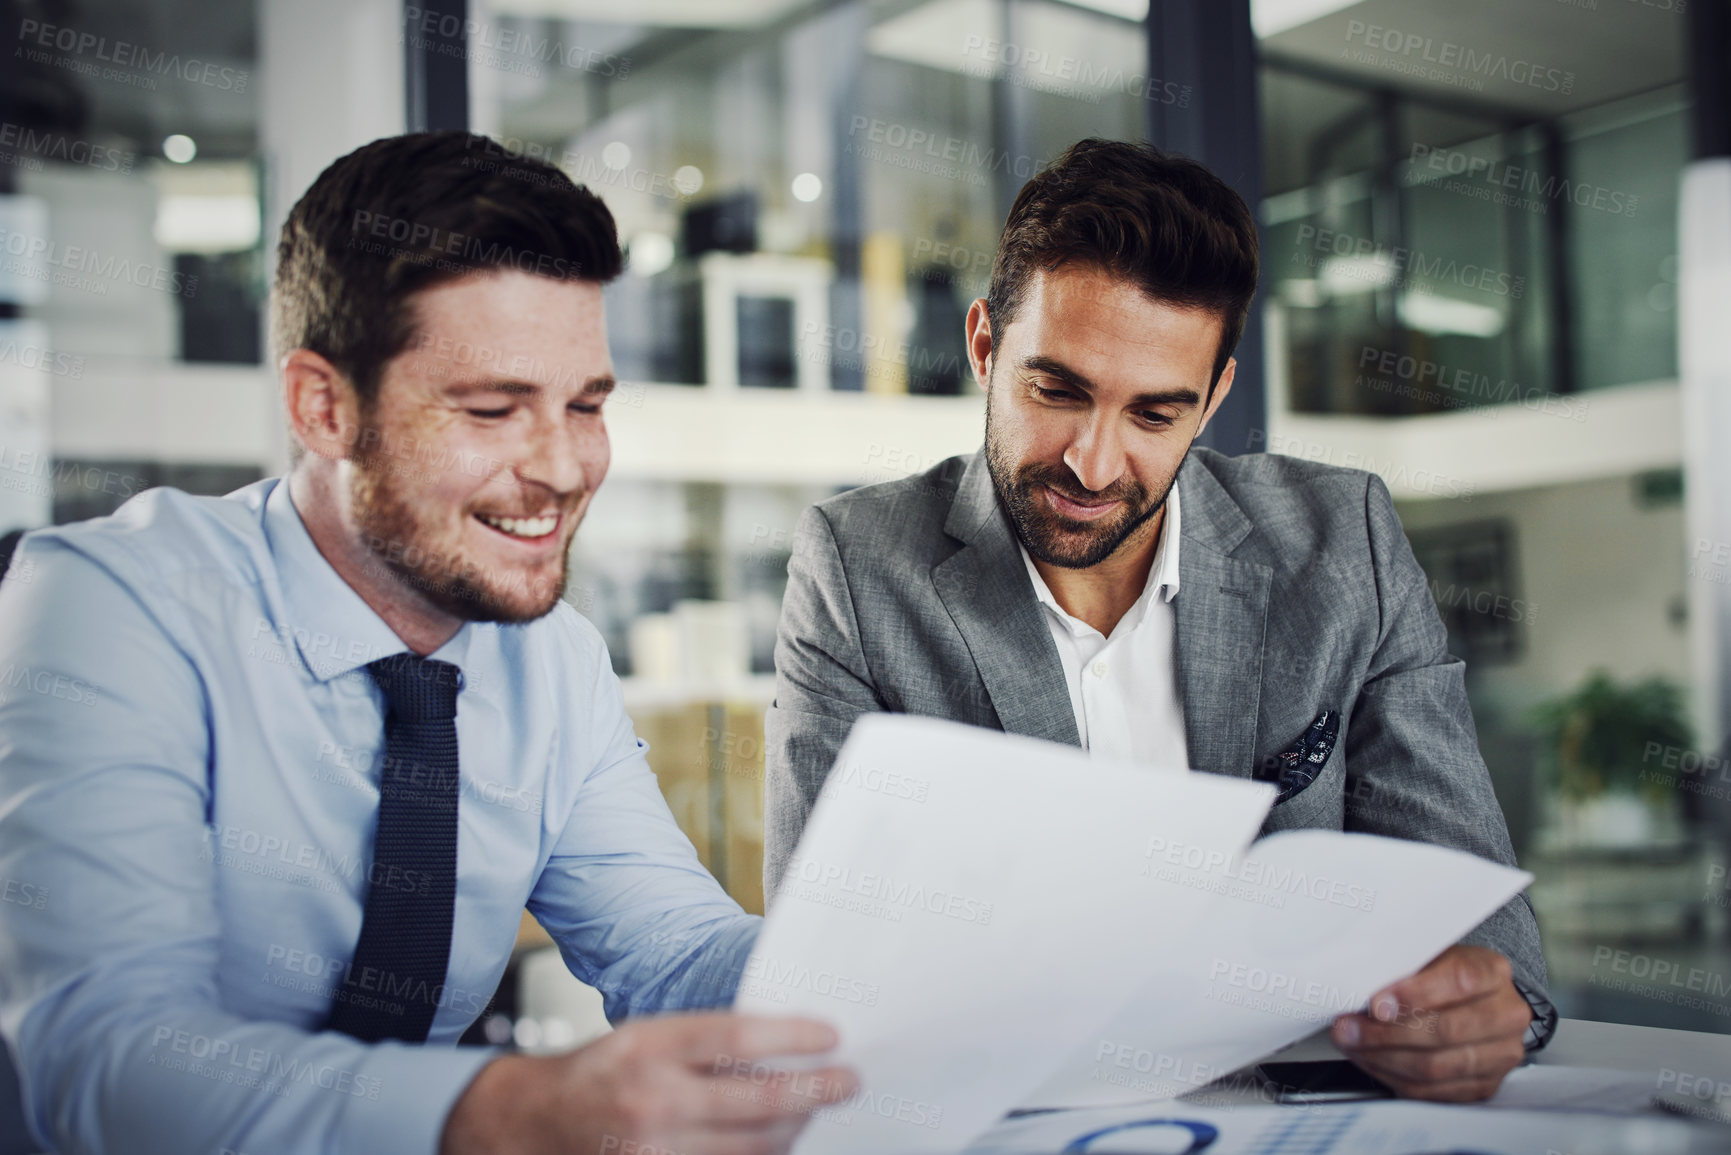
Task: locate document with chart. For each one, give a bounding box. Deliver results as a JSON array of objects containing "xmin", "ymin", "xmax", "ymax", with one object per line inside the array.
[
  {"xmin": 961, "ymin": 1099, "xmax": 1701, "ymax": 1155},
  {"xmin": 737, "ymin": 715, "xmax": 1532, "ymax": 1155}
]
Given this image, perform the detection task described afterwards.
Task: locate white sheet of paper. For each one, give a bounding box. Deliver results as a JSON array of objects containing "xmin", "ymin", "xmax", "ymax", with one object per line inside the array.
[
  {"xmin": 735, "ymin": 715, "xmax": 1275, "ymax": 1155},
  {"xmin": 1020, "ymin": 830, "xmax": 1533, "ymax": 1108},
  {"xmin": 1487, "ymin": 1066, "xmax": 1665, "ymax": 1115},
  {"xmin": 963, "ymin": 1100, "xmax": 1700, "ymax": 1155}
]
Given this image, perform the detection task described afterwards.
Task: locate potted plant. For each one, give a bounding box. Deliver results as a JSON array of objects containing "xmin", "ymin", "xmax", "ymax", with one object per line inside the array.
[{"xmin": 1531, "ymin": 671, "xmax": 1693, "ymax": 848}]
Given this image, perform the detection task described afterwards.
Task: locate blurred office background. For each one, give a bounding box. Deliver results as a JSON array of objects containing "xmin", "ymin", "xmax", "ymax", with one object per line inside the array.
[{"xmin": 1, "ymin": 0, "xmax": 1727, "ymax": 1054}]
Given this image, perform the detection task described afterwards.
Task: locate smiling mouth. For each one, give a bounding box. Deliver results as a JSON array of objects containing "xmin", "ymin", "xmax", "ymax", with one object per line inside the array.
[
  {"xmin": 475, "ymin": 512, "xmax": 560, "ymax": 540},
  {"xmin": 1045, "ymin": 486, "xmax": 1121, "ymax": 521}
]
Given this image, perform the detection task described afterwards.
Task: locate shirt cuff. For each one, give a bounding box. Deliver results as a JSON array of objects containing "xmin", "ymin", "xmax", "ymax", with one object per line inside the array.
[
  {"xmin": 341, "ymin": 1043, "xmax": 502, "ymax": 1155},
  {"xmin": 1512, "ymin": 975, "xmax": 1559, "ymax": 1054}
]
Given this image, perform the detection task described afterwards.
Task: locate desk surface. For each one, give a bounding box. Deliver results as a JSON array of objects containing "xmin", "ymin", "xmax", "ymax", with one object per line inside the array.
[
  {"xmin": 1537, "ymin": 1017, "xmax": 1731, "ymax": 1081},
  {"xmin": 1272, "ymin": 1016, "xmax": 1729, "ymax": 1076},
  {"xmin": 1155, "ymin": 1018, "xmax": 1731, "ymax": 1152},
  {"xmin": 1262, "ymin": 1015, "xmax": 1731, "ymax": 1113}
]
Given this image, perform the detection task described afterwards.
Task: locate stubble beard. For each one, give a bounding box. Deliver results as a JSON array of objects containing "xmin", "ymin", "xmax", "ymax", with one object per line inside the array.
[
  {"xmin": 983, "ymin": 386, "xmax": 1175, "ymax": 570},
  {"xmin": 348, "ymin": 447, "xmax": 571, "ymax": 624}
]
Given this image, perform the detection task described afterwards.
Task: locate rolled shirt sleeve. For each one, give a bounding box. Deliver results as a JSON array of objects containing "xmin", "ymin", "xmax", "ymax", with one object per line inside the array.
[{"xmin": 527, "ymin": 639, "xmax": 758, "ymax": 1022}]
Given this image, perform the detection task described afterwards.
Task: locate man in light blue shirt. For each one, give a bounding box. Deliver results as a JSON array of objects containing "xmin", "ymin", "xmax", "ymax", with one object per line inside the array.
[{"xmin": 0, "ymin": 132, "xmax": 853, "ymax": 1155}]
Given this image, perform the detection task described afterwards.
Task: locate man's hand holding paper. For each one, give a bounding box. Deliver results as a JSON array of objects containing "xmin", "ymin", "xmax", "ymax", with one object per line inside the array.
[
  {"xmin": 1333, "ymin": 944, "xmax": 1536, "ymax": 1102},
  {"xmin": 442, "ymin": 1014, "xmax": 858, "ymax": 1155}
]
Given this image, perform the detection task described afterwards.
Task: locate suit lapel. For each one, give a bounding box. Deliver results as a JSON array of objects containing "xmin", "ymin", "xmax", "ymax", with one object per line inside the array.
[
  {"xmin": 932, "ymin": 454, "xmax": 1080, "ymax": 747},
  {"xmin": 1174, "ymin": 458, "xmax": 1271, "ymax": 781}
]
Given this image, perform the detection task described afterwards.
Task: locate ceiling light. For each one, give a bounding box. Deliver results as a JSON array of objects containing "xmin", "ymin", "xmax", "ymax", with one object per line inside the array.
[
  {"xmin": 1319, "ymin": 253, "xmax": 1397, "ymax": 294},
  {"xmin": 791, "ymin": 173, "xmax": 823, "ymax": 203},
  {"xmin": 155, "ymin": 195, "xmax": 260, "ymax": 252},
  {"xmin": 673, "ymin": 165, "xmax": 704, "ymax": 195},
  {"xmin": 630, "ymin": 232, "xmax": 675, "ymax": 277},
  {"xmin": 1252, "ymin": 0, "xmax": 1364, "ymax": 39},
  {"xmin": 485, "ymin": 0, "xmax": 806, "ymax": 26},
  {"xmin": 1397, "ymin": 292, "xmax": 1505, "ymax": 338}
]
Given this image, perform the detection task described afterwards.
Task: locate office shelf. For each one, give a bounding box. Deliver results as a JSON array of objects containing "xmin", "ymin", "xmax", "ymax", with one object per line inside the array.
[
  {"xmin": 40, "ymin": 362, "xmax": 1683, "ymax": 498},
  {"xmin": 604, "ymin": 383, "xmax": 985, "ymax": 486}
]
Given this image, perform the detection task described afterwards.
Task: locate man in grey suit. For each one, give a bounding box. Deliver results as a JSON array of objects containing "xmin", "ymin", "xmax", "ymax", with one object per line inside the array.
[{"xmin": 766, "ymin": 138, "xmax": 1553, "ymax": 1102}]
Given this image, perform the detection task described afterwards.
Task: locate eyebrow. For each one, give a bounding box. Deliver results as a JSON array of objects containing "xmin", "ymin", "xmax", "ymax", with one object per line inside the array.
[
  {"xmin": 1019, "ymin": 355, "xmax": 1202, "ymax": 409},
  {"xmin": 442, "ymin": 375, "xmax": 617, "ymax": 399}
]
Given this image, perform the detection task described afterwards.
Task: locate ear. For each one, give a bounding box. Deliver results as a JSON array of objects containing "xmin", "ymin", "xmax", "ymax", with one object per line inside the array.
[
  {"xmin": 964, "ymin": 298, "xmax": 994, "ymax": 392},
  {"xmin": 1195, "ymin": 357, "xmax": 1237, "ymax": 437},
  {"xmin": 283, "ymin": 349, "xmax": 361, "ymax": 462}
]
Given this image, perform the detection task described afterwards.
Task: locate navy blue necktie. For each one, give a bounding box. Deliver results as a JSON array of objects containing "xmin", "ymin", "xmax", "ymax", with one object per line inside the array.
[{"xmin": 326, "ymin": 653, "xmax": 462, "ymax": 1043}]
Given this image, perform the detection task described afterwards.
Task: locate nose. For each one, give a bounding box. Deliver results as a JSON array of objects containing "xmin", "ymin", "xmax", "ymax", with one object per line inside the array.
[
  {"xmin": 515, "ymin": 407, "xmax": 605, "ymax": 504},
  {"xmin": 1063, "ymin": 411, "xmax": 1126, "ymax": 494}
]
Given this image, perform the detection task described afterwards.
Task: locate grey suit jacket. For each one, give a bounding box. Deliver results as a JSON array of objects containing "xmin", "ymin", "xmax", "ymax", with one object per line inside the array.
[{"xmin": 764, "ymin": 446, "xmax": 1549, "ymax": 1006}]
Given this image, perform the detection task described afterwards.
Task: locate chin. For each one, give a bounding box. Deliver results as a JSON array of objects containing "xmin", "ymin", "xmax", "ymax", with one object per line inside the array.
[
  {"xmin": 1025, "ymin": 518, "xmax": 1128, "ymax": 566},
  {"xmin": 384, "ymin": 553, "xmax": 568, "ymax": 624},
  {"xmin": 466, "ymin": 594, "xmax": 564, "ymax": 624},
  {"xmin": 463, "ymin": 569, "xmax": 569, "ymax": 624},
  {"xmin": 441, "ymin": 584, "xmax": 565, "ymax": 625}
]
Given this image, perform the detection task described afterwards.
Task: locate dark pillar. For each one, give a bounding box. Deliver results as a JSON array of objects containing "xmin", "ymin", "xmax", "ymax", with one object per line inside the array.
[
  {"xmin": 992, "ymin": 0, "xmax": 1038, "ymax": 224},
  {"xmin": 404, "ymin": 0, "xmax": 469, "ymax": 133},
  {"xmin": 1539, "ymin": 125, "xmax": 1578, "ymax": 398},
  {"xmin": 825, "ymin": 3, "xmax": 869, "ymax": 391},
  {"xmin": 1146, "ymin": 0, "xmax": 1265, "ymax": 455},
  {"xmin": 1679, "ymin": 0, "xmax": 1731, "ymax": 873},
  {"xmin": 1689, "ymin": 0, "xmax": 1731, "ymax": 162}
]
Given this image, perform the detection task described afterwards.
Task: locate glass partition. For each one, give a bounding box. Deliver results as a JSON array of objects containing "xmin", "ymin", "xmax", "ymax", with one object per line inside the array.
[{"xmin": 0, "ymin": 0, "xmax": 265, "ymax": 535}]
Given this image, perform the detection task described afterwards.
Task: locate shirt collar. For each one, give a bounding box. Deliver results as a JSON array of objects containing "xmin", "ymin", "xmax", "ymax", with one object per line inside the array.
[
  {"xmin": 1021, "ymin": 483, "xmax": 1183, "ymax": 635},
  {"xmin": 262, "ymin": 478, "xmax": 477, "ymax": 682},
  {"xmin": 1149, "ymin": 480, "xmax": 1182, "ymax": 601}
]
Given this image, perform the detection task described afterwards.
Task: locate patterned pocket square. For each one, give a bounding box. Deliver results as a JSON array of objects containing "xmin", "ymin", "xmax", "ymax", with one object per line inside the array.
[{"xmin": 1257, "ymin": 709, "xmax": 1341, "ymax": 804}]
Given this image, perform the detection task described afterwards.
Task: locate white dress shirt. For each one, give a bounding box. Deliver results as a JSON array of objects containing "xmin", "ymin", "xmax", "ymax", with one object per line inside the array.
[{"xmin": 1021, "ymin": 484, "xmax": 1190, "ymax": 770}]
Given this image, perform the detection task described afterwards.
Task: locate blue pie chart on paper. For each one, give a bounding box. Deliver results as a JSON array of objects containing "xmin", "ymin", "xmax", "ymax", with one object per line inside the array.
[{"xmin": 1060, "ymin": 1119, "xmax": 1220, "ymax": 1153}]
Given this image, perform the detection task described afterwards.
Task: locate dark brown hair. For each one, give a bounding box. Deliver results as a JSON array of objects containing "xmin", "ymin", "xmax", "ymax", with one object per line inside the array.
[
  {"xmin": 272, "ymin": 131, "xmax": 624, "ymax": 405},
  {"xmin": 986, "ymin": 137, "xmax": 1259, "ymax": 387}
]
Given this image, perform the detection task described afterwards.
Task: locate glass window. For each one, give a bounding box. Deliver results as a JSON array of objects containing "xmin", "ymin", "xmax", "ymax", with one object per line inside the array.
[
  {"xmin": 1, "ymin": 0, "xmax": 262, "ymax": 535},
  {"xmin": 1260, "ymin": 63, "xmax": 1686, "ymax": 417},
  {"xmin": 1565, "ymin": 88, "xmax": 1687, "ymax": 392},
  {"xmin": 1259, "ymin": 1, "xmax": 1710, "ymax": 1038}
]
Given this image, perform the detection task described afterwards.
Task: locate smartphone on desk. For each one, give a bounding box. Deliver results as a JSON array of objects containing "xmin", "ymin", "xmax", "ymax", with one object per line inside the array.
[{"xmin": 1256, "ymin": 1060, "xmax": 1394, "ymax": 1103}]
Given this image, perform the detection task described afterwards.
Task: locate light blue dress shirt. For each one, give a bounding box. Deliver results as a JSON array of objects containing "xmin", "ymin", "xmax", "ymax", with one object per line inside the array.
[{"xmin": 0, "ymin": 478, "xmax": 760, "ymax": 1155}]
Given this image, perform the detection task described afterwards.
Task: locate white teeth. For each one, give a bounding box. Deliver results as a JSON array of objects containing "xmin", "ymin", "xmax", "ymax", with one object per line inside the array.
[{"xmin": 479, "ymin": 513, "xmax": 556, "ymax": 538}]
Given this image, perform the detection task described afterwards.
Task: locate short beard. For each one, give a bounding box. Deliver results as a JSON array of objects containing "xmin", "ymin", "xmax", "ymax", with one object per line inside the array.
[
  {"xmin": 348, "ymin": 442, "xmax": 567, "ymax": 624},
  {"xmin": 984, "ymin": 388, "xmax": 1175, "ymax": 570}
]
